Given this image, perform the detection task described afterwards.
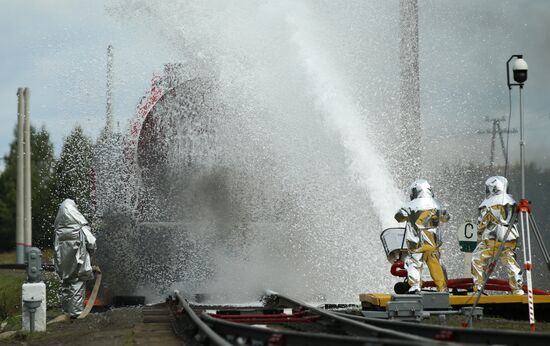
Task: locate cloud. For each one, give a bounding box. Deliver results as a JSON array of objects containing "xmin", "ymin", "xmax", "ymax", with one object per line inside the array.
[
  {"xmin": 1, "ymin": 0, "xmax": 550, "ymax": 170},
  {"xmin": 0, "ymin": 0, "xmax": 177, "ymax": 169},
  {"xmin": 420, "ymin": 0, "xmax": 550, "ymax": 167}
]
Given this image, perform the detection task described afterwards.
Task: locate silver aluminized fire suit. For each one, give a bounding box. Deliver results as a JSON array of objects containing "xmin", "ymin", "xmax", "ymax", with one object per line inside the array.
[
  {"xmin": 471, "ymin": 176, "xmax": 523, "ymax": 295},
  {"xmin": 395, "ymin": 179, "xmax": 450, "ymax": 292},
  {"xmin": 53, "ymin": 199, "xmax": 97, "ymax": 317}
]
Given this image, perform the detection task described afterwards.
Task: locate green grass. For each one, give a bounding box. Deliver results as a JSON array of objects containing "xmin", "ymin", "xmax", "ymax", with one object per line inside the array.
[
  {"xmin": 426, "ymin": 314, "xmax": 550, "ymax": 332},
  {"xmin": 123, "ymin": 332, "xmax": 135, "ymax": 346},
  {"xmin": 0, "ymin": 271, "xmax": 24, "ymax": 321},
  {"xmin": 0, "ymin": 252, "xmax": 16, "ymax": 264},
  {"xmin": 0, "ymin": 251, "xmax": 26, "ymax": 332},
  {"xmin": 0, "ymin": 250, "xmax": 61, "ymax": 334}
]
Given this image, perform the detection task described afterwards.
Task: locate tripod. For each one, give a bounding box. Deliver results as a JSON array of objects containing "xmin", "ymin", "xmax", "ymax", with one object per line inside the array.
[
  {"xmin": 517, "ymin": 199, "xmax": 550, "ymax": 331},
  {"xmin": 513, "ymin": 60, "xmax": 550, "ymax": 331},
  {"xmin": 465, "ymin": 204, "xmax": 550, "ymax": 330},
  {"xmin": 465, "ymin": 55, "xmax": 550, "ymax": 331}
]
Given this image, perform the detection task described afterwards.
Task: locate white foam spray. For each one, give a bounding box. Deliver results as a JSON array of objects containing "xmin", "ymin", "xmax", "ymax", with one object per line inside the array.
[
  {"xmin": 286, "ymin": 4, "xmax": 403, "ymax": 228},
  {"xmin": 102, "ymin": 0, "xmax": 408, "ymax": 303}
]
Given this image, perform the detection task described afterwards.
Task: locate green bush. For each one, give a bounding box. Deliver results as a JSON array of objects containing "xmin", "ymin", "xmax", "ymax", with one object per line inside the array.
[{"xmin": 0, "ymin": 272, "xmax": 24, "ymax": 320}]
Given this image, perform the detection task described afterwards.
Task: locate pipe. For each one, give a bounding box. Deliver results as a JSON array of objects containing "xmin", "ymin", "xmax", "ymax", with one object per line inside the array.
[
  {"xmin": 16, "ymin": 88, "xmax": 25, "ymax": 264},
  {"xmin": 23, "ymin": 88, "xmax": 32, "ymax": 251},
  {"xmin": 519, "ymin": 87, "xmax": 525, "ymax": 198}
]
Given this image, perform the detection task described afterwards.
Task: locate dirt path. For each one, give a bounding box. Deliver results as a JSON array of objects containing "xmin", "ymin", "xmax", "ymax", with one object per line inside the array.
[
  {"xmin": 2, "ymin": 306, "xmax": 141, "ymax": 345},
  {"xmin": 1, "ymin": 304, "xmax": 183, "ymax": 346}
]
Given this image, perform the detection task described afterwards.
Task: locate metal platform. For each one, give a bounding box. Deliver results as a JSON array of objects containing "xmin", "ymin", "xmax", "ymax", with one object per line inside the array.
[
  {"xmin": 360, "ymin": 292, "xmax": 483, "ymax": 322},
  {"xmin": 360, "ymin": 293, "xmax": 550, "ymax": 321},
  {"xmin": 360, "ymin": 293, "xmax": 550, "ymax": 308}
]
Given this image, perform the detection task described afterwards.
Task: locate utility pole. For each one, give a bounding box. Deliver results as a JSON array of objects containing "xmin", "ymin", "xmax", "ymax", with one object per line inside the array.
[
  {"xmin": 398, "ymin": 0, "xmax": 421, "ymax": 186},
  {"xmin": 16, "ymin": 87, "xmax": 32, "ymax": 263},
  {"xmin": 476, "ymin": 117, "xmax": 517, "ymax": 169},
  {"xmin": 24, "ymin": 88, "xmax": 32, "ymax": 253},
  {"xmin": 16, "ymin": 89, "xmax": 25, "ymax": 264}
]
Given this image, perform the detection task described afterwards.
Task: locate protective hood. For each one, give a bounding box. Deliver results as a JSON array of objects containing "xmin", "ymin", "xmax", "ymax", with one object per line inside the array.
[
  {"xmin": 485, "ymin": 176, "xmax": 508, "ymax": 198},
  {"xmin": 480, "ymin": 176, "xmax": 515, "ymax": 208},
  {"xmin": 54, "ymin": 199, "xmax": 88, "ymax": 230},
  {"xmin": 409, "ymin": 179, "xmax": 433, "ymax": 200}
]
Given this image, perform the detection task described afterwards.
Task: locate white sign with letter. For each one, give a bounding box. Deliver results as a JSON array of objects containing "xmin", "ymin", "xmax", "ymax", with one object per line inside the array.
[{"xmin": 457, "ymin": 222, "xmax": 478, "ymax": 278}]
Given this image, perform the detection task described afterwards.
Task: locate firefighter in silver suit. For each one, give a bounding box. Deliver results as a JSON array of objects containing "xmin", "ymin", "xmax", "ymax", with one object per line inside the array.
[
  {"xmin": 53, "ymin": 199, "xmax": 97, "ymax": 317},
  {"xmin": 471, "ymin": 176, "xmax": 523, "ymax": 295},
  {"xmin": 395, "ymin": 179, "xmax": 450, "ymax": 293}
]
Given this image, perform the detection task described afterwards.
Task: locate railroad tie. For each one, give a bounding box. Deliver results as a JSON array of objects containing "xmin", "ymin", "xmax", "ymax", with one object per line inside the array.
[{"xmin": 132, "ymin": 304, "xmax": 183, "ymax": 346}]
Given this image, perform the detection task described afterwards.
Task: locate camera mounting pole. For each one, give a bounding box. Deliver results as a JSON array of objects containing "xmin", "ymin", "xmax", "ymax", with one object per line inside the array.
[
  {"xmin": 509, "ymin": 54, "xmax": 535, "ymax": 331},
  {"xmin": 506, "ymin": 55, "xmax": 550, "ymax": 332}
]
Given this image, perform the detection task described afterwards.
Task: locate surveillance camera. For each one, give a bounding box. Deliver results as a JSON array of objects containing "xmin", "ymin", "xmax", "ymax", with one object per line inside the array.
[{"xmin": 513, "ymin": 58, "xmax": 528, "ymax": 84}]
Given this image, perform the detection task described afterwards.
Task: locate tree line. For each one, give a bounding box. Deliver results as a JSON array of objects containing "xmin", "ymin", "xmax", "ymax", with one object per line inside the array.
[
  {"xmin": 0, "ymin": 125, "xmax": 93, "ymax": 251},
  {"xmin": 1, "ymin": 124, "xmax": 549, "ymax": 253}
]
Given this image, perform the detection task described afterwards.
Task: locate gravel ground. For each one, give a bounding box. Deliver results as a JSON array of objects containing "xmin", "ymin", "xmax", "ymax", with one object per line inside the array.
[
  {"xmin": 1, "ymin": 306, "xmax": 143, "ymax": 346},
  {"xmin": 425, "ymin": 314, "xmax": 550, "ymax": 332},
  {"xmin": 2, "ymin": 303, "xmax": 550, "ymax": 345}
]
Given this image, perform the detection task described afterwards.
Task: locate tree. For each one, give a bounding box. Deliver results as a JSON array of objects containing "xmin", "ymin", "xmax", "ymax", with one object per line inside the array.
[
  {"xmin": 31, "ymin": 127, "xmax": 56, "ymax": 248},
  {"xmin": 0, "ymin": 132, "xmax": 17, "ymax": 251},
  {"xmin": 0, "ymin": 126, "xmax": 56, "ymax": 251},
  {"xmin": 52, "ymin": 126, "xmax": 94, "ymax": 221}
]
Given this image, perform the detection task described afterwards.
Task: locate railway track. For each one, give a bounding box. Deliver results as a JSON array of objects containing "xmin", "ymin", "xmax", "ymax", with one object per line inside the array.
[
  {"xmin": 169, "ymin": 290, "xmax": 434, "ymax": 345},
  {"xmin": 334, "ymin": 312, "xmax": 550, "ymax": 346},
  {"xmin": 164, "ymin": 289, "xmax": 550, "ymax": 346}
]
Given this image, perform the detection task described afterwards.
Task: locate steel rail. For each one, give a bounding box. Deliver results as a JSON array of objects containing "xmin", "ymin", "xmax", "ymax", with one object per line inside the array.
[
  {"xmin": 173, "ymin": 289, "xmax": 435, "ymax": 345},
  {"xmin": 333, "ymin": 311, "xmax": 550, "ymax": 346},
  {"xmin": 173, "ymin": 290, "xmax": 232, "ymax": 346},
  {"xmin": 264, "ymin": 290, "xmax": 446, "ymax": 344},
  {"xmin": 200, "ymin": 312, "xmax": 428, "ymax": 346}
]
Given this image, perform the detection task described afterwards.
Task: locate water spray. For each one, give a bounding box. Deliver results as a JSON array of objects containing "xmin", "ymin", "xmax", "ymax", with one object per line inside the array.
[
  {"xmin": 286, "ymin": 8, "xmax": 403, "ymax": 228},
  {"xmin": 101, "ymin": 0, "xmax": 433, "ymax": 302}
]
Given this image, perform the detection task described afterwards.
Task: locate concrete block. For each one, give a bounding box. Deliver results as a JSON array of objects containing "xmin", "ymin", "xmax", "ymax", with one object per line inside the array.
[{"xmin": 22, "ymin": 282, "xmax": 46, "ymax": 332}]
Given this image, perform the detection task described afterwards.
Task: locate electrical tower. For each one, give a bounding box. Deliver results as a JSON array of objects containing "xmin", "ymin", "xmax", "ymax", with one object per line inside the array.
[{"xmin": 476, "ymin": 117, "xmax": 517, "ymax": 169}]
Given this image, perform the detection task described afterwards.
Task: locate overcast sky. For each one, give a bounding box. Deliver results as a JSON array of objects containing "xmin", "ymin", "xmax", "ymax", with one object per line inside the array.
[
  {"xmin": 1, "ymin": 0, "xmax": 549, "ymax": 171},
  {"xmin": 0, "ymin": 0, "xmax": 177, "ymax": 171}
]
